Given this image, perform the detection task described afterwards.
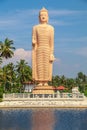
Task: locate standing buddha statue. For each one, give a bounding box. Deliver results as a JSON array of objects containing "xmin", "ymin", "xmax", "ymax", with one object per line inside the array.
[{"xmin": 32, "ymin": 7, "xmax": 55, "ymax": 86}]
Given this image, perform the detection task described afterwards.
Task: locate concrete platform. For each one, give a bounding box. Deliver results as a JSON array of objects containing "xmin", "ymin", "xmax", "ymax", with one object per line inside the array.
[
  {"xmin": 0, "ymin": 97, "xmax": 87, "ymax": 108},
  {"xmin": 32, "ymin": 86, "xmax": 54, "ymax": 94}
]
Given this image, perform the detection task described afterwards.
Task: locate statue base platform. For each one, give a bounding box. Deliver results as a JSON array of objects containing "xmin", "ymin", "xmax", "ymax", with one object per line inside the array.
[{"xmin": 32, "ymin": 86, "xmax": 55, "ymax": 94}]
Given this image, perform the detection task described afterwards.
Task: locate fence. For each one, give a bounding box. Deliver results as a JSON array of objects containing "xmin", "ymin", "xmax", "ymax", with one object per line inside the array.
[{"xmin": 3, "ymin": 93, "xmax": 84, "ymax": 100}]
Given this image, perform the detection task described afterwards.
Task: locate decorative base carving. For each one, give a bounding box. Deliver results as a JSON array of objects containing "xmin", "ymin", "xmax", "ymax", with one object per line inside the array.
[{"xmin": 32, "ymin": 86, "xmax": 54, "ymax": 94}]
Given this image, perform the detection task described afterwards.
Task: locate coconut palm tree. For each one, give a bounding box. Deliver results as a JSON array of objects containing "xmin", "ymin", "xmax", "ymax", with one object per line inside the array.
[
  {"xmin": 0, "ymin": 41, "xmax": 2, "ymax": 65},
  {"xmin": 0, "ymin": 38, "xmax": 15, "ymax": 59},
  {"xmin": 76, "ymin": 72, "xmax": 87, "ymax": 93},
  {"xmin": 0, "ymin": 57, "xmax": 2, "ymax": 64},
  {"xmin": 0, "ymin": 65, "xmax": 12, "ymax": 92},
  {"xmin": 16, "ymin": 59, "xmax": 32, "ymax": 84},
  {"xmin": 5, "ymin": 63, "xmax": 17, "ymax": 92}
]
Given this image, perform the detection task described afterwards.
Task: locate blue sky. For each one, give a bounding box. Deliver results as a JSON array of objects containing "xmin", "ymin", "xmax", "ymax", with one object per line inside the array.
[{"xmin": 0, "ymin": 0, "xmax": 87, "ymax": 78}]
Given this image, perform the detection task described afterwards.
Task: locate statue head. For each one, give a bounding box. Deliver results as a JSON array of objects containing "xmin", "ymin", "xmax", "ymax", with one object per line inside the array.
[{"xmin": 39, "ymin": 7, "xmax": 49, "ymax": 23}]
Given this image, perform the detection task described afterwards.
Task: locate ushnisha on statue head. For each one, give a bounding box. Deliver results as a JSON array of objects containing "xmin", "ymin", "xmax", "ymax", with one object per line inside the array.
[{"xmin": 39, "ymin": 7, "xmax": 49, "ymax": 23}]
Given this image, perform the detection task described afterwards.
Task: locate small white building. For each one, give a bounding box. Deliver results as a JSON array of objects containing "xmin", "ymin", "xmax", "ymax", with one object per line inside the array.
[
  {"xmin": 72, "ymin": 87, "xmax": 80, "ymax": 93},
  {"xmin": 23, "ymin": 82, "xmax": 34, "ymax": 92}
]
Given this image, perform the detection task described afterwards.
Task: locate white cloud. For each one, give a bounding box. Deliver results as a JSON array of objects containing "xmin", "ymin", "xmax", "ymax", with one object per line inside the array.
[
  {"xmin": 0, "ymin": 9, "xmax": 87, "ymax": 30},
  {"xmin": 49, "ymin": 10, "xmax": 78, "ymax": 16},
  {"xmin": 14, "ymin": 48, "xmax": 31, "ymax": 59},
  {"xmin": 58, "ymin": 37, "xmax": 87, "ymax": 43},
  {"xmin": 49, "ymin": 10, "xmax": 87, "ymax": 16},
  {"xmin": 14, "ymin": 9, "xmax": 84, "ymax": 18},
  {"xmin": 2, "ymin": 48, "xmax": 32, "ymax": 66},
  {"xmin": 15, "ymin": 9, "xmax": 39, "ymax": 16},
  {"xmin": 0, "ymin": 20, "xmax": 18, "ymax": 28},
  {"xmin": 61, "ymin": 46, "xmax": 87, "ymax": 57},
  {"xmin": 0, "ymin": 9, "xmax": 37, "ymax": 30},
  {"xmin": 50, "ymin": 20, "xmax": 72, "ymax": 26},
  {"xmin": 75, "ymin": 47, "xmax": 87, "ymax": 57},
  {"xmin": 54, "ymin": 57, "xmax": 61, "ymax": 63}
]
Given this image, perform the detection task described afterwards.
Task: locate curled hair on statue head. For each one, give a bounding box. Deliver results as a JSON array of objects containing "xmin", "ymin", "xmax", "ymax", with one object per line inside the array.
[{"xmin": 39, "ymin": 7, "xmax": 49, "ymax": 23}]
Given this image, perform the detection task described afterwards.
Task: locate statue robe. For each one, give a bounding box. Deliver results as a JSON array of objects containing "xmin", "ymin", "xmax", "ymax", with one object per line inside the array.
[{"xmin": 32, "ymin": 24, "xmax": 54, "ymax": 82}]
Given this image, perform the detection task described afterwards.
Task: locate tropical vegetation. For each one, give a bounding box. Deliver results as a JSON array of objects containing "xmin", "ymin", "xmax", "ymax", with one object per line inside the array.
[
  {"xmin": 0, "ymin": 38, "xmax": 87, "ymax": 100},
  {"xmin": 50, "ymin": 72, "xmax": 87, "ymax": 96}
]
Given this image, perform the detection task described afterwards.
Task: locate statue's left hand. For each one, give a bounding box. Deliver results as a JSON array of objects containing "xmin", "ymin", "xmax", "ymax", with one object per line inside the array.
[
  {"xmin": 49, "ymin": 54, "xmax": 55, "ymax": 62},
  {"xmin": 32, "ymin": 38, "xmax": 36, "ymax": 45}
]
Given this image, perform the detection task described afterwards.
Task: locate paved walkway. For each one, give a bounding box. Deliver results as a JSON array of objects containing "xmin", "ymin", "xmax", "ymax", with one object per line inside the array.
[{"xmin": 0, "ymin": 97, "xmax": 87, "ymax": 108}]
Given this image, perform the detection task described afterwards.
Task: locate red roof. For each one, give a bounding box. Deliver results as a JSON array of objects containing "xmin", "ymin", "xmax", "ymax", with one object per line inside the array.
[{"xmin": 57, "ymin": 86, "xmax": 65, "ymax": 90}]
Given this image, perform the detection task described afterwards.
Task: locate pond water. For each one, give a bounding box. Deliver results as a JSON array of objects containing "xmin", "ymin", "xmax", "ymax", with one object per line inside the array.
[{"xmin": 0, "ymin": 108, "xmax": 87, "ymax": 130}]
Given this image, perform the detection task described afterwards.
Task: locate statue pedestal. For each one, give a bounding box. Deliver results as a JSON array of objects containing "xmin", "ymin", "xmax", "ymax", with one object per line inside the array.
[{"xmin": 32, "ymin": 86, "xmax": 54, "ymax": 94}]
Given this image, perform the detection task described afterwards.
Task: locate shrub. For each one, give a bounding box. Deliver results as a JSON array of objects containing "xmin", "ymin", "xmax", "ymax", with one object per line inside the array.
[
  {"xmin": 84, "ymin": 90, "xmax": 87, "ymax": 97},
  {"xmin": 0, "ymin": 86, "xmax": 3, "ymax": 98}
]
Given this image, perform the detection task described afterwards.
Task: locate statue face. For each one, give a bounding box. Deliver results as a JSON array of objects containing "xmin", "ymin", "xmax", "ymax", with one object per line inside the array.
[{"xmin": 39, "ymin": 11, "xmax": 48, "ymax": 23}]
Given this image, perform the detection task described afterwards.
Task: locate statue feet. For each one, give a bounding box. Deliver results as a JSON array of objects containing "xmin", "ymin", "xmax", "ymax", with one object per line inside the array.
[
  {"xmin": 37, "ymin": 82, "xmax": 48, "ymax": 86},
  {"xmin": 44, "ymin": 83, "xmax": 48, "ymax": 86},
  {"xmin": 38, "ymin": 83, "xmax": 43, "ymax": 86}
]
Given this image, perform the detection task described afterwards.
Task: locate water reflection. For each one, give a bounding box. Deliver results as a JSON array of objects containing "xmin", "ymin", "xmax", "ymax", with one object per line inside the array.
[
  {"xmin": 0, "ymin": 108, "xmax": 87, "ymax": 130},
  {"xmin": 32, "ymin": 109, "xmax": 55, "ymax": 130}
]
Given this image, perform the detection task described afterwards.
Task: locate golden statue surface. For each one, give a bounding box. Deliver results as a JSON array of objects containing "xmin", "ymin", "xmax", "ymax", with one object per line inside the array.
[{"xmin": 32, "ymin": 7, "xmax": 55, "ymax": 87}]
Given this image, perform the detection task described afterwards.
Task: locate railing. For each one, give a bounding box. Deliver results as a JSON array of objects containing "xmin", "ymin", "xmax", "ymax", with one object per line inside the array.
[{"xmin": 3, "ymin": 93, "xmax": 84, "ymax": 99}]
